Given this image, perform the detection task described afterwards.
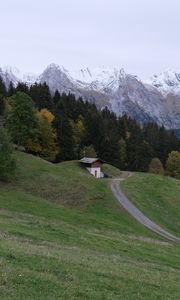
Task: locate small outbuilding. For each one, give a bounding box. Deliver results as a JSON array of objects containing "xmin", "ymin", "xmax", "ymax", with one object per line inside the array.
[{"xmin": 79, "ymin": 157, "xmax": 105, "ymax": 178}]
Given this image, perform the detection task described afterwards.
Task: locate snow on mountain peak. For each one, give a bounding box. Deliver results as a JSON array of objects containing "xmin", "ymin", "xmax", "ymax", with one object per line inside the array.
[
  {"xmin": 67, "ymin": 66, "xmax": 131, "ymax": 91},
  {"xmin": 45, "ymin": 63, "xmax": 69, "ymax": 73},
  {"xmin": 0, "ymin": 63, "xmax": 135, "ymax": 92},
  {"xmin": 148, "ymin": 69, "xmax": 180, "ymax": 95},
  {"xmin": 1, "ymin": 65, "xmax": 38, "ymax": 86}
]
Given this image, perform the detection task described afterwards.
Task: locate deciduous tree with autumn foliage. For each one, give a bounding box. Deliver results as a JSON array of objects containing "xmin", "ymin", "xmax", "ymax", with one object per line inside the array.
[
  {"xmin": 166, "ymin": 151, "xmax": 180, "ymax": 179},
  {"xmin": 37, "ymin": 108, "xmax": 58, "ymax": 161},
  {"xmin": 27, "ymin": 108, "xmax": 58, "ymax": 161}
]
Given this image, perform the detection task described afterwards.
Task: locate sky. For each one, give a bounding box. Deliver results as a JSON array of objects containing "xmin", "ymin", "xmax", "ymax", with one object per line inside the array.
[{"xmin": 0, "ymin": 0, "xmax": 180, "ymax": 79}]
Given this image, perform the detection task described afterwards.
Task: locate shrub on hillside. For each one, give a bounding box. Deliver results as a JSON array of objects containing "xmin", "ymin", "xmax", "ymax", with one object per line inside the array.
[{"xmin": 148, "ymin": 158, "xmax": 164, "ymax": 175}]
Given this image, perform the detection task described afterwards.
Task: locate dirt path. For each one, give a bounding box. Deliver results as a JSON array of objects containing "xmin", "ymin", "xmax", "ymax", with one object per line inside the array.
[{"xmin": 111, "ymin": 178, "xmax": 180, "ymax": 243}]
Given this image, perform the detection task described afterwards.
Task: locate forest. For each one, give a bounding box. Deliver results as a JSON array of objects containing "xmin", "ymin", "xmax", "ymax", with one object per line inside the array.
[{"xmin": 0, "ymin": 76, "xmax": 180, "ymax": 176}]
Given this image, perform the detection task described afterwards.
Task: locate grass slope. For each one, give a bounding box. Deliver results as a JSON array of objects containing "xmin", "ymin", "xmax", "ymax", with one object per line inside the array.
[
  {"xmin": 0, "ymin": 152, "xmax": 180, "ymax": 300},
  {"xmin": 102, "ymin": 164, "xmax": 123, "ymax": 178}
]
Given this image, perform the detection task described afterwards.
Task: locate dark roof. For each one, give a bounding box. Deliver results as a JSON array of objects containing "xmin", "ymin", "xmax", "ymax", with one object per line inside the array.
[{"xmin": 79, "ymin": 157, "xmax": 105, "ymax": 164}]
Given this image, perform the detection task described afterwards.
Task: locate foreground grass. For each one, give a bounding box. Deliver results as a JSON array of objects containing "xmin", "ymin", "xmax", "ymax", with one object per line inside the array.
[{"xmin": 0, "ymin": 152, "xmax": 180, "ymax": 299}]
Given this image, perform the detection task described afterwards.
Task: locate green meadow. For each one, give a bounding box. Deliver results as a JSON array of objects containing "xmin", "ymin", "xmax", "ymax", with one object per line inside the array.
[{"xmin": 0, "ymin": 152, "xmax": 179, "ymax": 300}]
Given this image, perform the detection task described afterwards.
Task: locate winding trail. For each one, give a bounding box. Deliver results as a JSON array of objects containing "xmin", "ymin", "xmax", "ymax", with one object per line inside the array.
[{"xmin": 111, "ymin": 177, "xmax": 180, "ymax": 243}]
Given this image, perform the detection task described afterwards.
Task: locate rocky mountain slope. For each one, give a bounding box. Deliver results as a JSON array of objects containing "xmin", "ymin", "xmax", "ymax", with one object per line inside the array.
[{"xmin": 0, "ymin": 64, "xmax": 180, "ymax": 130}]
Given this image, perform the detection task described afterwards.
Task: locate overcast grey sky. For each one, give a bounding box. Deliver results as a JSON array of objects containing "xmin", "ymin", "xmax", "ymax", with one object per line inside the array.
[{"xmin": 0, "ymin": 0, "xmax": 180, "ymax": 78}]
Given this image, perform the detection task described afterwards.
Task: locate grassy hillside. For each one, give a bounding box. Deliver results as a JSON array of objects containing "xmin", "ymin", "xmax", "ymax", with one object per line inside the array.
[
  {"xmin": 122, "ymin": 172, "xmax": 180, "ymax": 236},
  {"xmin": 0, "ymin": 152, "xmax": 180, "ymax": 300},
  {"xmin": 102, "ymin": 163, "xmax": 123, "ymax": 178}
]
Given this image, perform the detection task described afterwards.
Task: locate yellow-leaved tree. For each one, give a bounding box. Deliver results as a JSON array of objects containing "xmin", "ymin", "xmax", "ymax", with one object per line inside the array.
[
  {"xmin": 27, "ymin": 109, "xmax": 58, "ymax": 161},
  {"xmin": 37, "ymin": 108, "xmax": 55, "ymax": 124},
  {"xmin": 38, "ymin": 109, "xmax": 58, "ymax": 161}
]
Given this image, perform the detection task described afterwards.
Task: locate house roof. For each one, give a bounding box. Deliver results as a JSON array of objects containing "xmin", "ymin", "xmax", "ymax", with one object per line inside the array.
[{"xmin": 79, "ymin": 157, "xmax": 105, "ymax": 164}]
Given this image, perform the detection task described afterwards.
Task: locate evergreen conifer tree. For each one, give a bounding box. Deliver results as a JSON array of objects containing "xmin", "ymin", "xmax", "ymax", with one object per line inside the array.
[
  {"xmin": 0, "ymin": 76, "xmax": 7, "ymax": 96},
  {"xmin": 53, "ymin": 90, "xmax": 61, "ymax": 106},
  {"xmin": 55, "ymin": 116, "xmax": 76, "ymax": 161},
  {"xmin": 8, "ymin": 81, "xmax": 15, "ymax": 97},
  {"xmin": 0, "ymin": 128, "xmax": 16, "ymax": 181}
]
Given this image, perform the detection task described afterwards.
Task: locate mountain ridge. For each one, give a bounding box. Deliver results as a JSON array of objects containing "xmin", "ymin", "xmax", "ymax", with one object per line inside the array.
[{"xmin": 0, "ymin": 64, "xmax": 180, "ymax": 130}]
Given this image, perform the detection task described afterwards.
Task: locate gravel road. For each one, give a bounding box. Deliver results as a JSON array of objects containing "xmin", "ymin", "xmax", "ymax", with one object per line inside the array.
[{"xmin": 111, "ymin": 179, "xmax": 180, "ymax": 243}]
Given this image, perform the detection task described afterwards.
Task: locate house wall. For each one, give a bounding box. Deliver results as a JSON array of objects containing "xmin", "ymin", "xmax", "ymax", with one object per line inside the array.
[
  {"xmin": 100, "ymin": 171, "xmax": 104, "ymax": 178},
  {"xmin": 87, "ymin": 167, "xmax": 101, "ymax": 178}
]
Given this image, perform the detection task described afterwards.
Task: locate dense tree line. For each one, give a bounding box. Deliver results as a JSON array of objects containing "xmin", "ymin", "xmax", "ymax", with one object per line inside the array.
[{"xmin": 0, "ymin": 76, "xmax": 180, "ymax": 174}]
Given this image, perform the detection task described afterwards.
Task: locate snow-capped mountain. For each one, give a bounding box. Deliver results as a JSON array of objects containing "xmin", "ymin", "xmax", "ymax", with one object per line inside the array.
[
  {"xmin": 39, "ymin": 64, "xmax": 76, "ymax": 95},
  {"xmin": 0, "ymin": 64, "xmax": 180, "ymax": 130},
  {"xmin": 70, "ymin": 66, "xmax": 129, "ymax": 91},
  {"xmin": 148, "ymin": 70, "xmax": 180, "ymax": 95},
  {"xmin": 0, "ymin": 66, "xmax": 19, "ymax": 87},
  {"xmin": 0, "ymin": 66, "xmax": 38, "ymax": 88}
]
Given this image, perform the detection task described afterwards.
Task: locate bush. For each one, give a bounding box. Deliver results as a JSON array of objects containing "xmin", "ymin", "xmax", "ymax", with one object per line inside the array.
[{"xmin": 148, "ymin": 158, "xmax": 164, "ymax": 175}]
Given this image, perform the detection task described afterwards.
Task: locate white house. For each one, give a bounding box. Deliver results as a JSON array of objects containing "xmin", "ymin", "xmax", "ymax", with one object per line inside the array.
[{"xmin": 79, "ymin": 157, "xmax": 105, "ymax": 178}]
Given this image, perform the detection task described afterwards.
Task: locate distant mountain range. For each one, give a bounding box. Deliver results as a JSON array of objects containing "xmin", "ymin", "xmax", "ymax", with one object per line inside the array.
[{"xmin": 0, "ymin": 64, "xmax": 180, "ymax": 130}]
